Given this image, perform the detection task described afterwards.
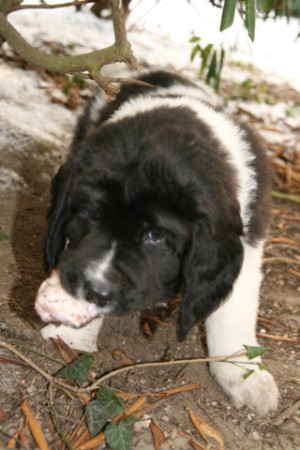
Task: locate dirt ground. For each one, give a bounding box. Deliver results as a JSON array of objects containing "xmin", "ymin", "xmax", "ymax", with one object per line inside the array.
[{"xmin": 0, "ymin": 64, "xmax": 299, "ymax": 449}]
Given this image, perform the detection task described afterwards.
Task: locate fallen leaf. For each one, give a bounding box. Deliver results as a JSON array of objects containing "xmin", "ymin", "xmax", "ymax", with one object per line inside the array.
[
  {"xmin": 51, "ymin": 336, "xmax": 79, "ymax": 364},
  {"xmin": 141, "ymin": 322, "xmax": 153, "ymax": 337},
  {"xmin": 0, "ymin": 354, "xmax": 29, "ymax": 367},
  {"xmin": 6, "ymin": 430, "xmax": 19, "ymax": 448},
  {"xmin": 19, "ymin": 420, "xmax": 30, "ymax": 450},
  {"xmin": 121, "ymin": 396, "xmax": 147, "ymax": 419},
  {"xmin": 187, "ymin": 407, "xmax": 224, "ymax": 450},
  {"xmin": 176, "ymin": 430, "xmax": 206, "ymax": 450},
  {"xmin": 287, "ymin": 269, "xmax": 300, "ymax": 279},
  {"xmin": 112, "ymin": 349, "xmax": 135, "ymax": 368},
  {"xmin": 146, "ymin": 383, "xmax": 203, "ymax": 398},
  {"xmin": 75, "ymin": 431, "xmax": 105, "ymax": 450},
  {"xmin": 269, "ymin": 236, "xmax": 299, "ymax": 245},
  {"xmin": 0, "ymin": 407, "xmax": 8, "ymax": 421},
  {"xmin": 21, "ymin": 399, "xmax": 49, "ymax": 450},
  {"xmin": 150, "ymin": 420, "xmax": 166, "ymax": 450}
]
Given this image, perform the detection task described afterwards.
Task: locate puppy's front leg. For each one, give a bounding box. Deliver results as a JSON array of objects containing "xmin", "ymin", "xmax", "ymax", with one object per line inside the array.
[{"xmin": 205, "ymin": 241, "xmax": 278, "ymax": 415}]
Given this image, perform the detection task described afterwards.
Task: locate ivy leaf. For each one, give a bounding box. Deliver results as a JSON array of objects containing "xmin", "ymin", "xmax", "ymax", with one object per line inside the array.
[
  {"xmin": 86, "ymin": 401, "xmax": 112, "ymax": 437},
  {"xmin": 86, "ymin": 388, "xmax": 126, "ymax": 437},
  {"xmin": 220, "ymin": 0, "xmax": 238, "ymax": 32},
  {"xmin": 105, "ymin": 421, "xmax": 132, "ymax": 450},
  {"xmin": 243, "ymin": 369, "xmax": 254, "ymax": 380},
  {"xmin": 96, "ymin": 387, "xmax": 126, "ymax": 415},
  {"xmin": 54, "ymin": 354, "xmax": 94, "ymax": 381},
  {"xmin": 243, "ymin": 345, "xmax": 268, "ymax": 360}
]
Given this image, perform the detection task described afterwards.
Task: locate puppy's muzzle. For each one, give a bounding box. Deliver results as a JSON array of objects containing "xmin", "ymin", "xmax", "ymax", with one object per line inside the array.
[{"xmin": 85, "ymin": 281, "xmax": 113, "ymax": 307}]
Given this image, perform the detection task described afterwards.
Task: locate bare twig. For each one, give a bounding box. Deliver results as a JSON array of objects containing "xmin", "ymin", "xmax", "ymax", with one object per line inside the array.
[
  {"xmin": 270, "ymin": 399, "xmax": 300, "ymax": 428},
  {"xmin": 0, "ymin": 0, "xmax": 138, "ymax": 95},
  {"xmin": 0, "ymin": 340, "xmax": 248, "ymax": 395}
]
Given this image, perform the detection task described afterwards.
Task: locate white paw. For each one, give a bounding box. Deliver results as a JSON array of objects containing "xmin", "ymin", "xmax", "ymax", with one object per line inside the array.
[{"xmin": 210, "ymin": 363, "xmax": 279, "ymax": 415}]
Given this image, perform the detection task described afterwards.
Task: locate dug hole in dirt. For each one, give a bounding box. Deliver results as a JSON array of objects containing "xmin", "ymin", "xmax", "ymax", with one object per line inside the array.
[{"xmin": 0, "ymin": 60, "xmax": 299, "ymax": 449}]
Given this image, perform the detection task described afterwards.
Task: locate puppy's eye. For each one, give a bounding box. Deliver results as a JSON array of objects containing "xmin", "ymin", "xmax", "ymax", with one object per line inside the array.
[{"xmin": 144, "ymin": 230, "xmax": 165, "ymax": 245}]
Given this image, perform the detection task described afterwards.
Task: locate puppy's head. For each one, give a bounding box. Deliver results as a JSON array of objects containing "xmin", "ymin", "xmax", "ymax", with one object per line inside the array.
[{"xmin": 45, "ymin": 164, "xmax": 189, "ymax": 317}]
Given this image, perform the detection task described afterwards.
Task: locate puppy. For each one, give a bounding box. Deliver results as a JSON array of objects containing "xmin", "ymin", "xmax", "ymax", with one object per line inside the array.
[{"xmin": 42, "ymin": 70, "xmax": 278, "ymax": 415}]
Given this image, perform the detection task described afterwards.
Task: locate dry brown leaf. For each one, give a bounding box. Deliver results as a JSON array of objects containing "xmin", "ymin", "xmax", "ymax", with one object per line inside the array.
[
  {"xmin": 122, "ymin": 395, "xmax": 147, "ymax": 419},
  {"xmin": 19, "ymin": 421, "xmax": 30, "ymax": 450},
  {"xmin": 142, "ymin": 321, "xmax": 153, "ymax": 337},
  {"xmin": 65, "ymin": 415, "xmax": 87, "ymax": 448},
  {"xmin": 287, "ymin": 269, "xmax": 300, "ymax": 279},
  {"xmin": 187, "ymin": 407, "xmax": 224, "ymax": 450},
  {"xmin": 51, "ymin": 336, "xmax": 79, "ymax": 364},
  {"xmin": 21, "ymin": 398, "xmax": 50, "ymax": 450},
  {"xmin": 116, "ymin": 392, "xmax": 138, "ymax": 401},
  {"xmin": 0, "ymin": 406, "xmax": 8, "ymax": 421},
  {"xmin": 176, "ymin": 430, "xmax": 206, "ymax": 449},
  {"xmin": 75, "ymin": 432, "xmax": 105, "ymax": 450},
  {"xmin": 0, "ymin": 354, "xmax": 29, "ymax": 367},
  {"xmin": 150, "ymin": 420, "xmax": 166, "ymax": 450},
  {"xmin": 72, "ymin": 429, "xmax": 90, "ymax": 449},
  {"xmin": 112, "ymin": 348, "xmax": 135, "ymax": 367},
  {"xmin": 147, "ymin": 384, "xmax": 203, "ymax": 398},
  {"xmin": 6, "ymin": 430, "xmax": 19, "ymax": 448},
  {"xmin": 269, "ymin": 236, "xmax": 299, "ymax": 246},
  {"xmin": 140, "ymin": 311, "xmax": 172, "ymax": 327}
]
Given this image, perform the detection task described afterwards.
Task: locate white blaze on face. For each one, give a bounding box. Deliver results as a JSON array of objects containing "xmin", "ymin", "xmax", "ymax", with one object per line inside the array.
[{"xmin": 84, "ymin": 242, "xmax": 116, "ymax": 285}]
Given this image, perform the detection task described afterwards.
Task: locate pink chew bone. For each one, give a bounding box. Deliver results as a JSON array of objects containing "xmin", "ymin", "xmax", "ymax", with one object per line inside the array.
[{"xmin": 35, "ymin": 270, "xmax": 102, "ymax": 327}]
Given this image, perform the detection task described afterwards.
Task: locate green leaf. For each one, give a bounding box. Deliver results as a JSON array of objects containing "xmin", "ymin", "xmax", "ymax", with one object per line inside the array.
[
  {"xmin": 86, "ymin": 388, "xmax": 126, "ymax": 437},
  {"xmin": 243, "ymin": 345, "xmax": 268, "ymax": 360},
  {"xmin": 72, "ymin": 75, "xmax": 87, "ymax": 89},
  {"xmin": 245, "ymin": 0, "xmax": 257, "ymax": 41},
  {"xmin": 190, "ymin": 44, "xmax": 201, "ymax": 62},
  {"xmin": 220, "ymin": 0, "xmax": 237, "ymax": 32},
  {"xmin": 96, "ymin": 388, "xmax": 126, "ymax": 415},
  {"xmin": 200, "ymin": 43, "xmax": 213, "ymax": 75},
  {"xmin": 243, "ymin": 369, "xmax": 254, "ymax": 380},
  {"xmin": 86, "ymin": 401, "xmax": 112, "ymax": 437},
  {"xmin": 206, "ymin": 49, "xmax": 217, "ymax": 85},
  {"xmin": 258, "ymin": 362, "xmax": 267, "ymax": 371},
  {"xmin": 54, "ymin": 354, "xmax": 94, "ymax": 381},
  {"xmin": 0, "ymin": 226, "xmax": 9, "ymax": 241},
  {"xmin": 105, "ymin": 421, "xmax": 132, "ymax": 450},
  {"xmin": 215, "ymin": 47, "xmax": 226, "ymax": 91},
  {"xmin": 189, "ymin": 36, "xmax": 200, "ymax": 43}
]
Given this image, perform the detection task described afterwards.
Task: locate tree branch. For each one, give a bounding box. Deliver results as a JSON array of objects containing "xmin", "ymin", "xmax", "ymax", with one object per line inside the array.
[
  {"xmin": 0, "ymin": 0, "xmax": 138, "ymax": 95},
  {"xmin": 12, "ymin": 1, "xmax": 96, "ymax": 11}
]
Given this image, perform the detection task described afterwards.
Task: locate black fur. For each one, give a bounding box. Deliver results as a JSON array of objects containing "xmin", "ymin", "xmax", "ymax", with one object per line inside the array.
[{"xmin": 44, "ymin": 70, "xmax": 270, "ymax": 340}]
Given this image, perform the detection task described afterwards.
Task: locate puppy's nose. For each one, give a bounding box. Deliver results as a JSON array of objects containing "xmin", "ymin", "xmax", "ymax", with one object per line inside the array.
[{"xmin": 85, "ymin": 282, "xmax": 113, "ymax": 307}]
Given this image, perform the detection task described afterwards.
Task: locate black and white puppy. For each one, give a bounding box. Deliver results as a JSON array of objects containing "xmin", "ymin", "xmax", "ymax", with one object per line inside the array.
[{"xmin": 44, "ymin": 70, "xmax": 278, "ymax": 415}]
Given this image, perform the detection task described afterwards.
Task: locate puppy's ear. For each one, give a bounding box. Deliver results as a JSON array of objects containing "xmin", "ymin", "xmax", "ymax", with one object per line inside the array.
[
  {"xmin": 178, "ymin": 213, "xmax": 243, "ymax": 341},
  {"xmin": 44, "ymin": 163, "xmax": 71, "ymax": 271}
]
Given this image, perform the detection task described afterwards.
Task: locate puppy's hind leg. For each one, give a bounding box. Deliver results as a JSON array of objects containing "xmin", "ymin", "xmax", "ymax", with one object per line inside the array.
[{"xmin": 205, "ymin": 241, "xmax": 278, "ymax": 415}]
